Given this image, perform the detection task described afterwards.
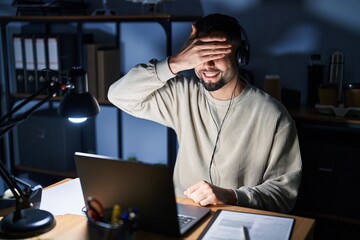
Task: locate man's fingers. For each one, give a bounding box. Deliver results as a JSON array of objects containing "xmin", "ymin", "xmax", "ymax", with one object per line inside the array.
[
  {"xmin": 199, "ymin": 35, "xmax": 228, "ymax": 43},
  {"xmin": 196, "ymin": 43, "xmax": 232, "ymax": 52},
  {"xmin": 192, "ymin": 40, "xmax": 232, "ymax": 56},
  {"xmin": 189, "ymin": 189, "xmax": 208, "ymax": 204},
  {"xmin": 200, "ymin": 47, "xmax": 231, "ymax": 56},
  {"xmin": 184, "ymin": 180, "xmax": 207, "ymax": 198}
]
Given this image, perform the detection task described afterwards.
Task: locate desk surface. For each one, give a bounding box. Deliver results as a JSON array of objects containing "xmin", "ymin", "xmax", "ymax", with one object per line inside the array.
[{"xmin": 25, "ymin": 179, "xmax": 315, "ymax": 240}]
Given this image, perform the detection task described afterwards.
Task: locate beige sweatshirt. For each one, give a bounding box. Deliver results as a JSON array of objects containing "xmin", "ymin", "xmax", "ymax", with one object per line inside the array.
[{"xmin": 108, "ymin": 58, "xmax": 302, "ymax": 213}]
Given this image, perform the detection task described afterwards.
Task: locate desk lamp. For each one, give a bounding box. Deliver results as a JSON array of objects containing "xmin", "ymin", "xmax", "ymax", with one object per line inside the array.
[
  {"xmin": 0, "ymin": 66, "xmax": 100, "ymax": 238},
  {"xmin": 59, "ymin": 67, "xmax": 100, "ymax": 123}
]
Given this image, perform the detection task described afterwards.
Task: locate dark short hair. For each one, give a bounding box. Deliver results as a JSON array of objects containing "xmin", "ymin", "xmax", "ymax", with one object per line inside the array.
[{"xmin": 194, "ymin": 13, "xmax": 247, "ymax": 46}]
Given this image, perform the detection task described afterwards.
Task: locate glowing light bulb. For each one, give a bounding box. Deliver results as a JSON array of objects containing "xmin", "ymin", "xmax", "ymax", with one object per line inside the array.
[{"xmin": 68, "ymin": 117, "xmax": 87, "ymax": 123}]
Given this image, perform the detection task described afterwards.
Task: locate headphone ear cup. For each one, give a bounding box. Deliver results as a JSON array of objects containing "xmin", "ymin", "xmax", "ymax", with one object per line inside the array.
[
  {"xmin": 236, "ymin": 48, "xmax": 244, "ymax": 68},
  {"xmin": 236, "ymin": 42, "xmax": 250, "ymax": 68}
]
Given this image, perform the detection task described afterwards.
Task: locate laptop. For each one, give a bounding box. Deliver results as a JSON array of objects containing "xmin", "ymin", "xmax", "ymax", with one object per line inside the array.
[{"xmin": 74, "ymin": 152, "xmax": 210, "ymax": 236}]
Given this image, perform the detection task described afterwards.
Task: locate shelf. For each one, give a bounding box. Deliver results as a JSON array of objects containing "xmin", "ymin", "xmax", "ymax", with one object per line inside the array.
[
  {"xmin": 0, "ymin": 14, "xmax": 201, "ymax": 23},
  {"xmin": 15, "ymin": 165, "xmax": 77, "ymax": 179},
  {"xmin": 11, "ymin": 93, "xmax": 62, "ymax": 101},
  {"xmin": 1, "ymin": 14, "xmax": 199, "ymax": 180},
  {"xmin": 288, "ymin": 106, "xmax": 360, "ymax": 126},
  {"xmin": 12, "ymin": 0, "xmax": 90, "ymax": 11},
  {"xmin": 10, "ymin": 93, "xmax": 113, "ymax": 106}
]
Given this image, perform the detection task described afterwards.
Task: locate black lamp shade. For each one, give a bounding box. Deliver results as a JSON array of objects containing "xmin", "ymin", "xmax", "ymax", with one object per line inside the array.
[
  {"xmin": 58, "ymin": 92, "xmax": 100, "ymax": 118},
  {"xmin": 58, "ymin": 66, "xmax": 100, "ymax": 118}
]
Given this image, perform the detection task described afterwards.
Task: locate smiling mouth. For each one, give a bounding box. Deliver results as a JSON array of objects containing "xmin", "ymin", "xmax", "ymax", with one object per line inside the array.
[{"xmin": 202, "ymin": 71, "xmax": 221, "ymax": 80}]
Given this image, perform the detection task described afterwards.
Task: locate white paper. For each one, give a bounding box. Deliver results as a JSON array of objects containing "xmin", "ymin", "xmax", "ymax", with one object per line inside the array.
[
  {"xmin": 201, "ymin": 210, "xmax": 294, "ymax": 240},
  {"xmin": 40, "ymin": 178, "xmax": 85, "ymax": 216}
]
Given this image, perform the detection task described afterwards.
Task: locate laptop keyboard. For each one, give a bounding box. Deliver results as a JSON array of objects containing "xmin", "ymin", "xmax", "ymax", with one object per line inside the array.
[{"xmin": 178, "ymin": 214, "xmax": 195, "ymax": 229}]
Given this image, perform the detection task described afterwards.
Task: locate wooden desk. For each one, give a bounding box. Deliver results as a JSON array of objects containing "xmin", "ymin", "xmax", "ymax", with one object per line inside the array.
[{"xmin": 24, "ymin": 179, "xmax": 314, "ymax": 240}]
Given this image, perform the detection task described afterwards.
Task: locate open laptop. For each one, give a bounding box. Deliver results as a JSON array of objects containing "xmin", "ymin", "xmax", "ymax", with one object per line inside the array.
[{"xmin": 74, "ymin": 152, "xmax": 210, "ymax": 236}]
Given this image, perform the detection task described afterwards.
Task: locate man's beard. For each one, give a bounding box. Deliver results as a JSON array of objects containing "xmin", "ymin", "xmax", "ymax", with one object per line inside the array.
[{"xmin": 200, "ymin": 77, "xmax": 227, "ymax": 91}]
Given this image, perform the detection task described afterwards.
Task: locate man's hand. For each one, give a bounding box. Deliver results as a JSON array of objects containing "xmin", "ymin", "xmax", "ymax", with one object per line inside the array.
[
  {"xmin": 168, "ymin": 24, "xmax": 232, "ymax": 74},
  {"xmin": 184, "ymin": 180, "xmax": 237, "ymax": 206}
]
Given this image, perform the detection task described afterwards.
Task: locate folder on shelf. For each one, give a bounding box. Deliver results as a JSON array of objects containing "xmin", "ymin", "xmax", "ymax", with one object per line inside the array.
[
  {"xmin": 46, "ymin": 35, "xmax": 60, "ymax": 78},
  {"xmin": 46, "ymin": 34, "xmax": 94, "ymax": 96},
  {"xmin": 58, "ymin": 34, "xmax": 78, "ymax": 77},
  {"xmin": 83, "ymin": 43, "xmax": 107, "ymax": 99},
  {"xmin": 57, "ymin": 33, "xmax": 94, "ymax": 76},
  {"xmin": 24, "ymin": 36, "xmax": 36, "ymax": 94},
  {"xmin": 46, "ymin": 35, "xmax": 62, "ymax": 96},
  {"xmin": 96, "ymin": 47, "xmax": 120, "ymax": 102},
  {"xmin": 12, "ymin": 35, "xmax": 25, "ymax": 94},
  {"xmin": 34, "ymin": 36, "xmax": 47, "ymax": 92}
]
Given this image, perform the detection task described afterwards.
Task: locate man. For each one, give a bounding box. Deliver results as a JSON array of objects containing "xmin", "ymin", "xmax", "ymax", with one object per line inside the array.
[{"xmin": 108, "ymin": 13, "xmax": 302, "ymax": 213}]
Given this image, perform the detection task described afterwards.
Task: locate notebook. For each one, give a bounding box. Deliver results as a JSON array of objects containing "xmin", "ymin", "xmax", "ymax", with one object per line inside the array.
[{"xmin": 74, "ymin": 152, "xmax": 211, "ymax": 236}]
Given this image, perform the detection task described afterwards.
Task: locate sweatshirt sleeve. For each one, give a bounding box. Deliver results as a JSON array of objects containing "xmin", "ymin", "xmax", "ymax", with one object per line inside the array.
[
  {"xmin": 234, "ymin": 119, "xmax": 302, "ymax": 213},
  {"xmin": 107, "ymin": 58, "xmax": 178, "ymax": 128}
]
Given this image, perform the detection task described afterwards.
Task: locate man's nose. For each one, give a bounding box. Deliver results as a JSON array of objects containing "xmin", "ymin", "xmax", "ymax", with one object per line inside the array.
[{"xmin": 203, "ymin": 60, "xmax": 215, "ymax": 69}]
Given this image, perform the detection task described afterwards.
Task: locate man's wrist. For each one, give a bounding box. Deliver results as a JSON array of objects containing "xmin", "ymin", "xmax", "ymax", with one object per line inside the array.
[
  {"xmin": 229, "ymin": 189, "xmax": 238, "ymax": 205},
  {"xmin": 168, "ymin": 56, "xmax": 180, "ymax": 74}
]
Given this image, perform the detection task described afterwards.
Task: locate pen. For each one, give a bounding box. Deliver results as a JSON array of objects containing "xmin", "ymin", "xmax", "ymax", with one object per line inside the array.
[{"xmin": 111, "ymin": 204, "xmax": 121, "ymax": 225}]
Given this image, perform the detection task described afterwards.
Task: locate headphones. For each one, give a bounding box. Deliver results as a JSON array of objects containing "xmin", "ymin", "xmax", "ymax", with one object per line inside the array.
[{"xmin": 236, "ymin": 24, "xmax": 250, "ymax": 68}]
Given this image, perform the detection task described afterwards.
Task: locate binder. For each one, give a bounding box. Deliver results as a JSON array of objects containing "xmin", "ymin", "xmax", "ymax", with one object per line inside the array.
[
  {"xmin": 96, "ymin": 47, "xmax": 120, "ymax": 102},
  {"xmin": 46, "ymin": 34, "xmax": 94, "ymax": 96},
  {"xmin": 83, "ymin": 43, "xmax": 107, "ymax": 99},
  {"xmin": 12, "ymin": 35, "xmax": 25, "ymax": 93},
  {"xmin": 34, "ymin": 36, "xmax": 47, "ymax": 92},
  {"xmin": 58, "ymin": 34, "xmax": 78, "ymax": 77},
  {"xmin": 46, "ymin": 35, "xmax": 61, "ymax": 96},
  {"xmin": 24, "ymin": 36, "xmax": 36, "ymax": 94},
  {"xmin": 46, "ymin": 36, "xmax": 60, "ymax": 79},
  {"xmin": 57, "ymin": 33, "xmax": 93, "ymax": 77}
]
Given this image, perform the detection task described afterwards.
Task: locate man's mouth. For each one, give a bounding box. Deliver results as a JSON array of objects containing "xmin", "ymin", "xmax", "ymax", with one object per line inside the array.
[{"xmin": 202, "ymin": 71, "xmax": 221, "ymax": 80}]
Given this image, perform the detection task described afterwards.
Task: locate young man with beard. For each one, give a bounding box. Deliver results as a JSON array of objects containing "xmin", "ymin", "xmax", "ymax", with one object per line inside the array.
[{"xmin": 108, "ymin": 13, "xmax": 302, "ymax": 213}]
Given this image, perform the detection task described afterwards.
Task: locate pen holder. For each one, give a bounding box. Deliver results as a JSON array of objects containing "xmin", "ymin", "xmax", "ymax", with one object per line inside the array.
[{"xmin": 84, "ymin": 207, "xmax": 138, "ymax": 240}]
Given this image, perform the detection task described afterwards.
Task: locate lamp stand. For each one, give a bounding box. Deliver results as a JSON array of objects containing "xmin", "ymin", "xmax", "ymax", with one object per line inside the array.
[
  {"xmin": 0, "ymin": 208, "xmax": 55, "ymax": 238},
  {"xmin": 0, "ymin": 77, "xmax": 60, "ymax": 238},
  {"xmin": 0, "ymin": 146, "xmax": 56, "ymax": 238},
  {"xmin": 0, "ymin": 66, "xmax": 99, "ymax": 237}
]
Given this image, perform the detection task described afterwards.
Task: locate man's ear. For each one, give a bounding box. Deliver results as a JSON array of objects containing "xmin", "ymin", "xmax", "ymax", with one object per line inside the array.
[{"xmin": 190, "ymin": 24, "xmax": 198, "ymax": 39}]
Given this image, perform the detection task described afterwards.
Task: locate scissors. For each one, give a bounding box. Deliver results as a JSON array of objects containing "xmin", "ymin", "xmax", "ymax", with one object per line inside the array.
[{"xmin": 86, "ymin": 196, "xmax": 105, "ymax": 221}]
